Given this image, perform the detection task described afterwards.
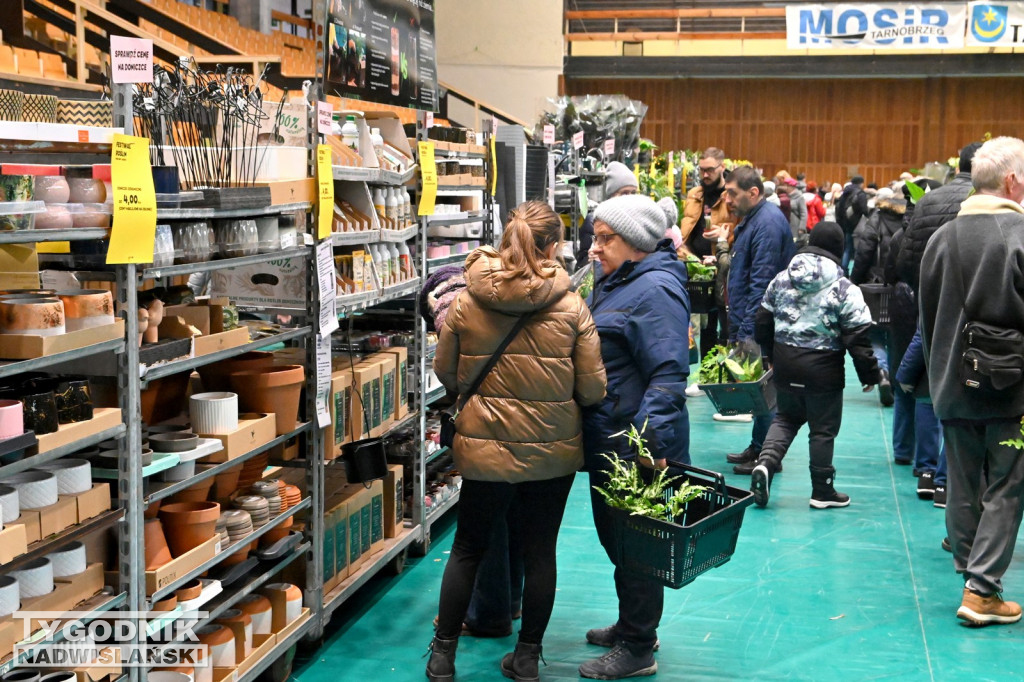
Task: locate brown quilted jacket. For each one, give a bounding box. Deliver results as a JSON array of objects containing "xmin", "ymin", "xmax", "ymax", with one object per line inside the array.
[{"xmin": 433, "ymin": 247, "xmax": 607, "ymax": 483}]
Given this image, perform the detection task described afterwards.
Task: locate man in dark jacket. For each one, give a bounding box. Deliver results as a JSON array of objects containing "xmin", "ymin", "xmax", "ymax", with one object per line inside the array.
[
  {"xmin": 582, "ymin": 194, "xmax": 690, "ymax": 679},
  {"xmin": 920, "ymin": 136, "xmax": 1024, "ymax": 627},
  {"xmin": 835, "ymin": 175, "xmax": 870, "ymax": 272},
  {"xmin": 722, "ymin": 166, "xmax": 796, "ymax": 472},
  {"xmin": 750, "ymin": 222, "xmax": 880, "ymax": 508}
]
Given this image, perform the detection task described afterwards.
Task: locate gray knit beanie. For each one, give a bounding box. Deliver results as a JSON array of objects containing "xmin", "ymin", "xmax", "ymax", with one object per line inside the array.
[
  {"xmin": 603, "ymin": 161, "xmax": 637, "ymax": 198},
  {"xmin": 594, "ymin": 194, "xmax": 666, "ymax": 253},
  {"xmin": 657, "ymin": 197, "xmax": 678, "ymax": 230}
]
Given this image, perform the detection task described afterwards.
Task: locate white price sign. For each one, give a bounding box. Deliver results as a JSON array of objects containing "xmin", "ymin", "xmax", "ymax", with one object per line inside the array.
[
  {"xmin": 315, "ymin": 334, "xmax": 332, "ymax": 429},
  {"xmin": 572, "ymin": 131, "xmax": 584, "ymax": 150},
  {"xmin": 315, "ymin": 239, "xmax": 338, "ymax": 337},
  {"xmin": 604, "ymin": 138, "xmax": 615, "ymax": 155},
  {"xmin": 317, "ymin": 102, "xmax": 333, "ymax": 136},
  {"xmin": 543, "ymin": 125, "xmax": 555, "ymax": 145},
  {"xmin": 425, "ymin": 111, "xmax": 434, "ymax": 128}
]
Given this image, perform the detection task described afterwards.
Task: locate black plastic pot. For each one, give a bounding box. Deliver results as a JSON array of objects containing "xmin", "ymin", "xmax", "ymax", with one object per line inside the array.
[{"xmin": 343, "ymin": 437, "xmax": 388, "ymax": 483}]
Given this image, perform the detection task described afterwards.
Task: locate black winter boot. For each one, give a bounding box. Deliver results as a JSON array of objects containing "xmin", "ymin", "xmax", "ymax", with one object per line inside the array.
[
  {"xmin": 501, "ymin": 641, "xmax": 543, "ymax": 682},
  {"xmin": 426, "ymin": 635, "xmax": 458, "ymax": 682},
  {"xmin": 751, "ymin": 455, "xmax": 780, "ymax": 507},
  {"xmin": 809, "ymin": 466, "xmax": 850, "ymax": 509}
]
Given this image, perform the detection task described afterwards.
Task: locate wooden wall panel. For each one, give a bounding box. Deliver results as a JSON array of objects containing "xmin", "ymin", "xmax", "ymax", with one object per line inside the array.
[{"xmin": 566, "ymin": 76, "xmax": 1024, "ymax": 187}]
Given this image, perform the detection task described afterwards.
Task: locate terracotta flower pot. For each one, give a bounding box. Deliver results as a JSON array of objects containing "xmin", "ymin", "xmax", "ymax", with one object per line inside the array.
[
  {"xmin": 175, "ymin": 578, "xmax": 203, "ymax": 602},
  {"xmin": 236, "ymin": 594, "xmax": 272, "ymax": 635},
  {"xmin": 221, "ymin": 544, "xmax": 250, "ymax": 566},
  {"xmin": 158, "ymin": 501, "xmax": 220, "ymax": 557},
  {"xmin": 55, "ymin": 290, "xmax": 114, "ymax": 332},
  {"xmin": 140, "ymin": 373, "xmax": 191, "ymax": 426},
  {"xmin": 151, "ymin": 594, "xmax": 177, "ymax": 612},
  {"xmin": 0, "ymin": 298, "xmax": 65, "ymax": 336},
  {"xmin": 197, "ymin": 351, "xmax": 274, "ymax": 393},
  {"xmin": 195, "ymin": 624, "xmax": 235, "ymax": 668},
  {"xmin": 212, "ymin": 463, "xmax": 242, "ymax": 504},
  {"xmin": 168, "ymin": 477, "xmax": 215, "ymax": 505},
  {"xmin": 144, "ymin": 518, "xmax": 173, "ymax": 570},
  {"xmin": 230, "ymin": 365, "xmax": 305, "ymax": 436},
  {"xmin": 144, "ymin": 498, "xmax": 162, "ymax": 519},
  {"xmin": 261, "ymin": 515, "xmax": 293, "ymax": 546}
]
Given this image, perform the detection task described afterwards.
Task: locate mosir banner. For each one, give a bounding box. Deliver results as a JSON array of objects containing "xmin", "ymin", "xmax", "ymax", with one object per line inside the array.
[{"xmin": 786, "ymin": 4, "xmax": 967, "ymax": 49}]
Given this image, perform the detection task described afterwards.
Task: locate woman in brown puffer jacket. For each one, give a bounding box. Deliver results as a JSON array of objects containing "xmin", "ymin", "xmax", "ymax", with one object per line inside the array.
[{"xmin": 426, "ymin": 200, "xmax": 606, "ymax": 682}]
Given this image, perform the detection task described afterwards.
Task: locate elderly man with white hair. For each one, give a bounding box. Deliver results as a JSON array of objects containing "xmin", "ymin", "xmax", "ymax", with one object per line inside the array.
[{"xmin": 920, "ymin": 136, "xmax": 1024, "ymax": 627}]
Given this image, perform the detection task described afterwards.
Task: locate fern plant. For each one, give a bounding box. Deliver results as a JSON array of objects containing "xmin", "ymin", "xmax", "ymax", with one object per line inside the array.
[
  {"xmin": 1001, "ymin": 417, "xmax": 1024, "ymax": 450},
  {"xmin": 593, "ymin": 422, "xmax": 708, "ymax": 523}
]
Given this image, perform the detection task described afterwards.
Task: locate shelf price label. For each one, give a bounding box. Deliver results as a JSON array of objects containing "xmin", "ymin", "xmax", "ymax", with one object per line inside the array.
[
  {"xmin": 490, "ymin": 135, "xmax": 498, "ymax": 197},
  {"xmin": 604, "ymin": 138, "xmax": 615, "ymax": 156},
  {"xmin": 317, "ymin": 144, "xmax": 333, "ymax": 240},
  {"xmin": 543, "ymin": 125, "xmax": 555, "ymax": 145},
  {"xmin": 106, "ymin": 134, "xmax": 156, "ymax": 264},
  {"xmin": 572, "ymin": 131, "xmax": 584, "ymax": 150},
  {"xmin": 417, "ymin": 141, "xmax": 437, "ymax": 216}
]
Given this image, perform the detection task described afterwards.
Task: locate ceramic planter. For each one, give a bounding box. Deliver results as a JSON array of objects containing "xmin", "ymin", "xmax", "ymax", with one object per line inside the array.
[
  {"xmin": 212, "ymin": 463, "xmax": 242, "ymax": 504},
  {"xmin": 147, "ymin": 672, "xmax": 191, "ymax": 682},
  {"xmin": 197, "ymin": 351, "xmax": 274, "ymax": 393},
  {"xmin": 19, "ymin": 388, "xmax": 58, "ymax": 434},
  {"xmin": 189, "ymin": 392, "xmax": 238, "ymax": 435},
  {"xmin": 195, "ymin": 624, "xmax": 235, "ymax": 668},
  {"xmin": 175, "ymin": 579, "xmax": 203, "ymax": 602},
  {"xmin": 236, "ymin": 594, "xmax": 272, "ymax": 635},
  {"xmin": 158, "ymin": 501, "xmax": 220, "ymax": 556},
  {"xmin": 1, "ymin": 670, "xmax": 39, "ymax": 682},
  {"xmin": 65, "ymin": 168, "xmax": 106, "ymax": 204},
  {"xmin": 0, "ymin": 399, "xmax": 23, "ymax": 440},
  {"xmin": 230, "ymin": 365, "xmax": 305, "ymax": 435},
  {"xmin": 0, "ymin": 484, "xmax": 18, "ymax": 523},
  {"xmin": 55, "ymin": 290, "xmax": 114, "ymax": 332},
  {"xmin": 261, "ymin": 515, "xmax": 293, "ymax": 545},
  {"xmin": 144, "ymin": 518, "xmax": 173, "ymax": 569},
  {"xmin": 0, "ymin": 89, "xmax": 24, "ymax": 122},
  {"xmin": 5, "ymin": 469, "xmax": 58, "ymax": 509},
  {"xmin": 0, "ymin": 575, "xmax": 19, "ymax": 618},
  {"xmin": 263, "ymin": 583, "xmax": 302, "ymax": 627},
  {"xmin": 56, "ymin": 99, "xmax": 113, "ymax": 127},
  {"xmin": 38, "ymin": 673, "xmax": 76, "ymax": 682},
  {"xmin": 37, "ymin": 457, "xmax": 91, "ymax": 494},
  {"xmin": 0, "ymin": 297, "xmax": 65, "ymax": 336},
  {"xmin": 140, "ymin": 373, "xmax": 190, "ymax": 426},
  {"xmin": 151, "ymin": 594, "xmax": 177, "ymax": 612},
  {"xmin": 22, "ymin": 94, "xmax": 57, "ymax": 123},
  {"xmin": 215, "ymin": 608, "xmax": 253, "ymax": 658},
  {"xmin": 144, "ymin": 498, "xmax": 162, "ymax": 520},
  {"xmin": 11, "ymin": 557, "xmax": 53, "ymax": 598},
  {"xmin": 53, "ymin": 376, "xmax": 93, "ymax": 423},
  {"xmin": 168, "ymin": 477, "xmax": 214, "ymax": 504},
  {"xmin": 33, "ymin": 175, "xmax": 69, "ymax": 204},
  {"xmin": 46, "ymin": 540, "xmax": 87, "ymax": 577},
  {"xmin": 149, "ymin": 432, "xmax": 198, "ymax": 453}
]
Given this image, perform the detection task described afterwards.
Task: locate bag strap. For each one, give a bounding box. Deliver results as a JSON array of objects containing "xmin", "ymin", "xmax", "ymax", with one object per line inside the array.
[{"xmin": 456, "ymin": 313, "xmax": 532, "ymax": 410}]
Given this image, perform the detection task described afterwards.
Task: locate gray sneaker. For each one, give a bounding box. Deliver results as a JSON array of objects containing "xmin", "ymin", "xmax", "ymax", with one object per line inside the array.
[
  {"xmin": 586, "ymin": 626, "xmax": 659, "ymax": 651},
  {"xmin": 579, "ymin": 644, "xmax": 657, "ymax": 680}
]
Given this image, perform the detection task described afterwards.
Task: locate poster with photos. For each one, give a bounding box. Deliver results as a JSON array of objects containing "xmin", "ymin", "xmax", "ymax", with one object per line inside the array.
[{"xmin": 324, "ymin": 0, "xmax": 437, "ymax": 111}]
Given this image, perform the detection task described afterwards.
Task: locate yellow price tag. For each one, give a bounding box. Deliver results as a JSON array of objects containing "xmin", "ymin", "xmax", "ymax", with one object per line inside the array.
[
  {"xmin": 490, "ymin": 136, "xmax": 498, "ymax": 197},
  {"xmin": 417, "ymin": 141, "xmax": 437, "ymax": 216},
  {"xmin": 317, "ymin": 144, "xmax": 333, "ymax": 240},
  {"xmin": 666, "ymin": 156, "xmax": 674, "ymax": 193},
  {"xmin": 106, "ymin": 134, "xmax": 156, "ymax": 264}
]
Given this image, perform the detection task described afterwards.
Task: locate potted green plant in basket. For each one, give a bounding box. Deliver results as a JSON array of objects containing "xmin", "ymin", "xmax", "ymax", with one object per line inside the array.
[{"xmin": 696, "ymin": 344, "xmax": 776, "ymax": 416}]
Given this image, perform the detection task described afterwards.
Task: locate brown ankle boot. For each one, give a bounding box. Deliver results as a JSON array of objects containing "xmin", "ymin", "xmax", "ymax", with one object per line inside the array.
[{"xmin": 957, "ymin": 588, "xmax": 1022, "ymax": 626}]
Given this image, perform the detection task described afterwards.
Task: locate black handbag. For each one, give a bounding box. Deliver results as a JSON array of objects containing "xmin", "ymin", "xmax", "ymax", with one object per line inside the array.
[{"xmin": 439, "ymin": 313, "xmax": 532, "ymax": 449}]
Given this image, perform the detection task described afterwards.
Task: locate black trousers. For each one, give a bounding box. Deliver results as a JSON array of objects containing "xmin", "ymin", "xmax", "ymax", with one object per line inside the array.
[
  {"xmin": 760, "ymin": 388, "xmax": 843, "ymax": 469},
  {"xmin": 436, "ymin": 474, "xmax": 574, "ymax": 644},
  {"xmin": 588, "ymin": 468, "xmax": 664, "ymax": 653}
]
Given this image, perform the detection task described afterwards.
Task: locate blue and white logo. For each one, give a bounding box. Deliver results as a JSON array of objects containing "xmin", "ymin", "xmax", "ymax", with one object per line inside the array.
[{"xmin": 971, "ymin": 4, "xmax": 1008, "ymax": 43}]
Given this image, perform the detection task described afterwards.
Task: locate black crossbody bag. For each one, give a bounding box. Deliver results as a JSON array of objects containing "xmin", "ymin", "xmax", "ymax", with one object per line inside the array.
[{"xmin": 439, "ymin": 313, "xmax": 531, "ymax": 449}]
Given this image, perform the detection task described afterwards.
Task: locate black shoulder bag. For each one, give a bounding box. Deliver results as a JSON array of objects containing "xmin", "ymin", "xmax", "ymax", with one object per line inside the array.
[
  {"xmin": 439, "ymin": 313, "xmax": 531, "ymax": 449},
  {"xmin": 947, "ymin": 228, "xmax": 1024, "ymax": 392}
]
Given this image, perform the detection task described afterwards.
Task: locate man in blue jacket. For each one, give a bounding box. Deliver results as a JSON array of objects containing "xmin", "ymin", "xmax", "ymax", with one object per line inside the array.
[{"xmin": 722, "ymin": 166, "xmax": 796, "ymax": 473}]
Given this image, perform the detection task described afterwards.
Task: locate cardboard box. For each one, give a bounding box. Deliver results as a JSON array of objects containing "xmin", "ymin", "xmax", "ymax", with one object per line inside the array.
[
  {"xmin": 369, "ymin": 478, "xmax": 384, "ymax": 555},
  {"xmin": 0, "ymin": 242, "xmax": 41, "ymax": 293},
  {"xmin": 322, "ymin": 506, "xmax": 338, "ymax": 592},
  {"xmin": 0, "ymin": 319, "xmax": 123, "ymax": 360},
  {"xmin": 12, "ymin": 496, "xmax": 78, "ymax": 543},
  {"xmin": 209, "ymin": 256, "xmax": 308, "ymax": 310},
  {"xmin": 60, "ymin": 482, "xmax": 111, "ymax": 523},
  {"xmin": 194, "ymin": 327, "xmax": 250, "ymax": 357},
  {"xmin": 145, "ymin": 536, "xmax": 218, "ymax": 595},
  {"xmin": 235, "ymin": 633, "xmax": 277, "ymax": 678},
  {"xmin": 0, "ymin": 522, "xmax": 28, "ymax": 563},
  {"xmin": 36, "ymin": 407, "xmax": 123, "ymax": 455},
  {"xmin": 367, "ymin": 354, "xmax": 396, "ymax": 435},
  {"xmin": 211, "ymin": 668, "xmax": 236, "ymax": 682},
  {"xmin": 333, "ymin": 500, "xmax": 349, "ymax": 582},
  {"xmin": 197, "ymin": 413, "xmax": 276, "ymax": 463},
  {"xmin": 0, "ymin": 617, "xmax": 17, "ymax": 660},
  {"xmin": 258, "ymin": 177, "xmax": 316, "ymax": 206},
  {"xmin": 325, "ymin": 369, "xmax": 353, "ymax": 460},
  {"xmin": 162, "ymin": 304, "xmax": 212, "ymax": 336},
  {"xmin": 349, "ymin": 364, "xmax": 379, "ymax": 441},
  {"xmin": 381, "ymin": 346, "xmax": 409, "ymax": 420},
  {"xmin": 340, "ymin": 486, "xmax": 368, "ymax": 572},
  {"xmin": 383, "ymin": 464, "xmax": 404, "ymax": 539},
  {"xmin": 67, "ymin": 647, "xmax": 123, "ymax": 682}
]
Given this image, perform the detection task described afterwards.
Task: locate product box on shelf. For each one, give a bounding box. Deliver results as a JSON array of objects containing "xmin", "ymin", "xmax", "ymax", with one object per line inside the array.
[
  {"xmin": 364, "ymin": 112, "xmax": 416, "ymax": 169},
  {"xmin": 0, "ymin": 521, "xmax": 28, "ymax": 563},
  {"xmin": 197, "ymin": 412, "xmax": 276, "ymax": 463},
  {"xmin": 235, "ymin": 632, "xmax": 278, "ymax": 678},
  {"xmin": 11, "ymin": 496, "xmax": 77, "ymax": 543},
  {"xmin": 379, "ymin": 346, "xmax": 408, "ymax": 420},
  {"xmin": 383, "ymin": 463, "xmax": 404, "ymax": 539},
  {"xmin": 368, "ymin": 478, "xmax": 384, "ymax": 555},
  {"xmin": 322, "ymin": 505, "xmax": 338, "ymax": 592},
  {"xmin": 210, "ymin": 256, "xmax": 308, "ymax": 310},
  {"xmin": 211, "ymin": 668, "xmax": 236, "ymax": 682},
  {"xmin": 257, "ymin": 178, "xmax": 315, "ymax": 206},
  {"xmin": 60, "ymin": 481, "xmax": 111, "ymax": 524},
  {"xmin": 368, "ymin": 353, "xmax": 396, "ymax": 435},
  {"xmin": 66, "ymin": 646, "xmax": 123, "ymax": 682},
  {"xmin": 275, "ymin": 606, "xmax": 311, "ymax": 643},
  {"xmin": 145, "ymin": 535, "xmax": 218, "ymax": 595},
  {"xmin": 193, "ymin": 327, "xmax": 250, "ymax": 357},
  {"xmin": 0, "ymin": 319, "xmax": 124, "ymax": 360},
  {"xmin": 333, "ymin": 500, "xmax": 349, "ymax": 583},
  {"xmin": 337, "ymin": 484, "xmax": 369, "ymax": 572},
  {"xmin": 325, "ymin": 369, "xmax": 352, "ymax": 459},
  {"xmin": 349, "ymin": 364, "xmax": 380, "ymax": 441},
  {"xmin": 0, "ymin": 242, "xmax": 41, "ymax": 290},
  {"xmin": 35, "ymin": 407, "xmax": 123, "ymax": 455},
  {"xmin": 0, "ymin": 617, "xmax": 16, "ymax": 660}
]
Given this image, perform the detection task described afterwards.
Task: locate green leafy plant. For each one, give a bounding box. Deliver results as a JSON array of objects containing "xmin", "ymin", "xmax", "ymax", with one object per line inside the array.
[
  {"xmin": 725, "ymin": 353, "xmax": 764, "ymax": 382},
  {"xmin": 685, "ymin": 256, "xmax": 716, "ymax": 282},
  {"xmin": 697, "ymin": 345, "xmax": 763, "ymax": 384},
  {"xmin": 1001, "ymin": 417, "xmax": 1024, "ymax": 450},
  {"xmin": 593, "ymin": 422, "xmax": 708, "ymax": 523},
  {"xmin": 698, "ymin": 345, "xmax": 729, "ymax": 385}
]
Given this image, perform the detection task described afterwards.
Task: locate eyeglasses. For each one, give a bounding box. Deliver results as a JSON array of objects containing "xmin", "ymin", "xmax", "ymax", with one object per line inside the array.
[
  {"xmin": 593, "ymin": 233, "xmax": 620, "ymax": 247},
  {"xmin": 698, "ymin": 165, "xmax": 722, "ymax": 175}
]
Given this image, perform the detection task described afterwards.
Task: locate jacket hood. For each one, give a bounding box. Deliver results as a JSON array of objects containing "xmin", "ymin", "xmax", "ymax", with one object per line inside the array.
[
  {"xmin": 604, "ymin": 240, "xmax": 688, "ymax": 292},
  {"xmin": 876, "ymin": 197, "xmax": 907, "ymax": 216},
  {"xmin": 787, "ymin": 252, "xmax": 842, "ymax": 294},
  {"xmin": 464, "ymin": 246, "xmax": 570, "ymax": 313}
]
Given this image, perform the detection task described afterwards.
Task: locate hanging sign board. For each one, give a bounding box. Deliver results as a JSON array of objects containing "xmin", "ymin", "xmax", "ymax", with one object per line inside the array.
[
  {"xmin": 965, "ymin": 1, "xmax": 1024, "ymax": 45},
  {"xmin": 110, "ymin": 36, "xmax": 153, "ymax": 84},
  {"xmin": 417, "ymin": 141, "xmax": 437, "ymax": 216},
  {"xmin": 317, "ymin": 144, "xmax": 333, "ymax": 240},
  {"xmin": 316, "ymin": 239, "xmax": 339, "ymax": 337},
  {"xmin": 323, "ymin": 0, "xmax": 437, "ymax": 111},
  {"xmin": 543, "ymin": 125, "xmax": 555, "ymax": 145},
  {"xmin": 604, "ymin": 139, "xmax": 615, "ymax": 156},
  {"xmin": 785, "ymin": 4, "xmax": 966, "ymax": 49},
  {"xmin": 317, "ymin": 102, "xmax": 334, "ymax": 136},
  {"xmin": 572, "ymin": 131, "xmax": 584, "ymax": 150},
  {"xmin": 106, "ymin": 134, "xmax": 157, "ymax": 264}
]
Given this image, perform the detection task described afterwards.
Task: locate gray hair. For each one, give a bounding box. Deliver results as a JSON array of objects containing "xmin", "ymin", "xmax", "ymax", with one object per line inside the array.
[{"xmin": 971, "ymin": 136, "xmax": 1024, "ymax": 192}]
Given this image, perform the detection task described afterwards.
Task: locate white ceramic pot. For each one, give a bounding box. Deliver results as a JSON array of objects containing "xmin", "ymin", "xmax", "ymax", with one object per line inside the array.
[
  {"xmin": 0, "ymin": 399, "xmax": 23, "ymax": 440},
  {"xmin": 147, "ymin": 673, "xmax": 193, "ymax": 682},
  {"xmin": 47, "ymin": 540, "xmax": 87, "ymax": 577},
  {"xmin": 265, "ymin": 583, "xmax": 301, "ymax": 624},
  {"xmin": 5, "ymin": 470, "xmax": 58, "ymax": 510},
  {"xmin": 189, "ymin": 392, "xmax": 238, "ymax": 435},
  {"xmin": 37, "ymin": 458, "xmax": 92, "ymax": 495},
  {"xmin": 0, "ymin": 484, "xmax": 18, "ymax": 523},
  {"xmin": 11, "ymin": 557, "xmax": 53, "ymax": 598},
  {"xmin": 236, "ymin": 594, "xmax": 272, "ymax": 635},
  {"xmin": 159, "ymin": 459, "xmax": 196, "ymax": 482},
  {"xmin": 0, "ymin": 575, "xmax": 19, "ymax": 617}
]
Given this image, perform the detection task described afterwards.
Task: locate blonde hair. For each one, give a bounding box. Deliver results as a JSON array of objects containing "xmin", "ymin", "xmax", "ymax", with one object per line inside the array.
[
  {"xmin": 499, "ymin": 200, "xmax": 563, "ymax": 280},
  {"xmin": 971, "ymin": 136, "xmax": 1024, "ymax": 192}
]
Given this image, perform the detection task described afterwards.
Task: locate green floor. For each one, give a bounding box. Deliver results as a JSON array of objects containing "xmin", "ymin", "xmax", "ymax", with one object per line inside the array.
[{"xmin": 295, "ymin": 371, "xmax": 1024, "ymax": 681}]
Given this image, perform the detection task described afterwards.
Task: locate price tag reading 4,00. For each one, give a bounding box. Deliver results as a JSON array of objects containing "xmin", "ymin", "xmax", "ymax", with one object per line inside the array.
[{"xmin": 106, "ymin": 133, "xmax": 157, "ymax": 264}]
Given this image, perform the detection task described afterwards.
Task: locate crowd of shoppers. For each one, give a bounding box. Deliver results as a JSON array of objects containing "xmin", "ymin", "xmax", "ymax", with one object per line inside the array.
[{"xmin": 424, "ymin": 136, "xmax": 1024, "ymax": 682}]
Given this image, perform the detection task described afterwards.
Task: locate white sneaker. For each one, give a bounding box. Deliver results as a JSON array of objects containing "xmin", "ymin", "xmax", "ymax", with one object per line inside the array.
[
  {"xmin": 685, "ymin": 384, "xmax": 703, "ymax": 398},
  {"xmin": 713, "ymin": 413, "xmax": 753, "ymax": 423}
]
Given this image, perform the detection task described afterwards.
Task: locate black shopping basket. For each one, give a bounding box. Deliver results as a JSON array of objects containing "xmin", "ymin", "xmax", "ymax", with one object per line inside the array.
[
  {"xmin": 687, "ymin": 280, "xmax": 716, "ymax": 314},
  {"xmin": 859, "ymin": 283, "xmax": 892, "ymax": 326},
  {"xmin": 608, "ymin": 462, "xmax": 754, "ymax": 589},
  {"xmin": 698, "ymin": 368, "xmax": 777, "ymax": 416}
]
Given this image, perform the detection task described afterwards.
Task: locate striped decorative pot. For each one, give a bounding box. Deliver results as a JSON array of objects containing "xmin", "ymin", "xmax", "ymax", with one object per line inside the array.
[
  {"xmin": 56, "ymin": 99, "xmax": 113, "ymax": 127},
  {"xmin": 0, "ymin": 90, "xmax": 24, "ymax": 122},
  {"xmin": 22, "ymin": 94, "xmax": 57, "ymax": 123}
]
